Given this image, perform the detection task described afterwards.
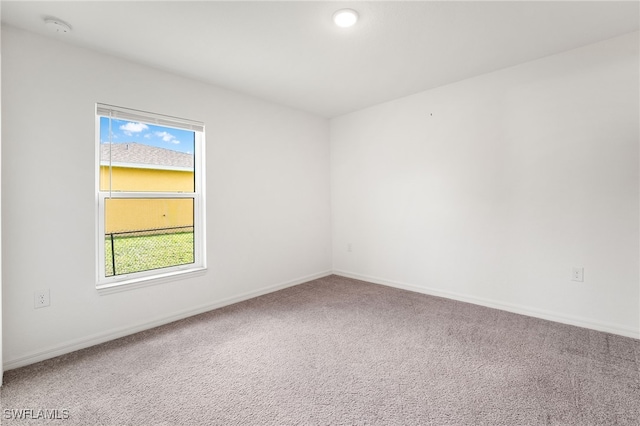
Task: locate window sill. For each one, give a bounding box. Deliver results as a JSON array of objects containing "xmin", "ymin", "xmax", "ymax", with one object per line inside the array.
[{"xmin": 96, "ymin": 267, "xmax": 207, "ymax": 295}]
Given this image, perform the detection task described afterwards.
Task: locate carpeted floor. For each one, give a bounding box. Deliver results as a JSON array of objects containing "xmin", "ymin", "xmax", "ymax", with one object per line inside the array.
[{"xmin": 1, "ymin": 275, "xmax": 639, "ymax": 425}]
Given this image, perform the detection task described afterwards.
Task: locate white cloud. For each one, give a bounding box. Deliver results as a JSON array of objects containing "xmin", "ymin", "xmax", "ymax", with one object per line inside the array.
[
  {"xmin": 154, "ymin": 131, "xmax": 180, "ymax": 144},
  {"xmin": 120, "ymin": 122, "xmax": 149, "ymax": 136}
]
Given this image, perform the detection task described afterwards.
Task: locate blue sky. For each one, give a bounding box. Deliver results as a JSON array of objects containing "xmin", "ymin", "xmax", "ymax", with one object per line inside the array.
[{"xmin": 100, "ymin": 117, "xmax": 195, "ymax": 154}]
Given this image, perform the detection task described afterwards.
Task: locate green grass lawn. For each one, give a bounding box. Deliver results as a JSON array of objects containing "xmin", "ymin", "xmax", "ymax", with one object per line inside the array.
[{"xmin": 105, "ymin": 232, "xmax": 194, "ymax": 276}]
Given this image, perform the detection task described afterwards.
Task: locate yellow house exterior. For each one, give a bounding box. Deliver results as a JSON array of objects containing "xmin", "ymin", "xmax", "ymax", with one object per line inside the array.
[{"xmin": 100, "ymin": 143, "xmax": 195, "ymax": 234}]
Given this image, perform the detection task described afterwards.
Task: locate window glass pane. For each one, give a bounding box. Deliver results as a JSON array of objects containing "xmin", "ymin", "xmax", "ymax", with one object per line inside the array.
[
  {"xmin": 104, "ymin": 198, "xmax": 194, "ymax": 277},
  {"xmin": 99, "ymin": 117, "xmax": 195, "ymax": 192}
]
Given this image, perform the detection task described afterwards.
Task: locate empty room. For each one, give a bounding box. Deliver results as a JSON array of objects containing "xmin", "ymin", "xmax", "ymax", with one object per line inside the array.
[{"xmin": 1, "ymin": 1, "xmax": 639, "ymax": 425}]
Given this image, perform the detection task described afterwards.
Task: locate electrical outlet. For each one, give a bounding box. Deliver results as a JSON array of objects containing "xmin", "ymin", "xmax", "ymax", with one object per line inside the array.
[
  {"xmin": 34, "ymin": 289, "xmax": 50, "ymax": 309},
  {"xmin": 571, "ymin": 267, "xmax": 584, "ymax": 282},
  {"xmin": 347, "ymin": 243, "xmax": 352, "ymax": 252}
]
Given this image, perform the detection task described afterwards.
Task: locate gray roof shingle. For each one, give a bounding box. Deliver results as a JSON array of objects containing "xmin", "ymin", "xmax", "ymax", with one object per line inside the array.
[{"xmin": 100, "ymin": 142, "xmax": 194, "ymax": 169}]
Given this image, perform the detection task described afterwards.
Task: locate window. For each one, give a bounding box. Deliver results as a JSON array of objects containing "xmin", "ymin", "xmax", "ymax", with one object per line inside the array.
[{"xmin": 96, "ymin": 104, "xmax": 205, "ymax": 290}]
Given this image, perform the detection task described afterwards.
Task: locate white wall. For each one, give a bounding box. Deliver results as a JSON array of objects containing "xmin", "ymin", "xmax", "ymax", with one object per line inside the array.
[
  {"xmin": 331, "ymin": 32, "xmax": 640, "ymax": 338},
  {"xmin": 1, "ymin": 26, "xmax": 332, "ymax": 369}
]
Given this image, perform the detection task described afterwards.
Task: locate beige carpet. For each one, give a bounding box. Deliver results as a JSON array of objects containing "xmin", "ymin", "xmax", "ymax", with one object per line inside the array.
[{"xmin": 1, "ymin": 275, "xmax": 639, "ymax": 425}]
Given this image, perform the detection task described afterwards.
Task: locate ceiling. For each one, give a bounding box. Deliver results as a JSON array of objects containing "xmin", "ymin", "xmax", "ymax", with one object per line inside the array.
[{"xmin": 2, "ymin": 1, "xmax": 639, "ymax": 118}]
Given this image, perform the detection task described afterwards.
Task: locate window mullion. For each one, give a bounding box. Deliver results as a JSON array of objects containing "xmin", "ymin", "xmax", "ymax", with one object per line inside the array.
[{"xmin": 99, "ymin": 191, "xmax": 195, "ymax": 199}]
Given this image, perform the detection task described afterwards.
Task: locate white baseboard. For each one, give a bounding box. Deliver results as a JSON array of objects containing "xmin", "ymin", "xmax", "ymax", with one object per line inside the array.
[
  {"xmin": 333, "ymin": 270, "xmax": 640, "ymax": 339},
  {"xmin": 3, "ymin": 270, "xmax": 332, "ymax": 371},
  {"xmin": 5, "ymin": 268, "xmax": 636, "ymax": 372}
]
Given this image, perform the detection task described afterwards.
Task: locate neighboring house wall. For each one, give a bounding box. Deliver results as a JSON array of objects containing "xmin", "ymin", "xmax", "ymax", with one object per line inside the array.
[
  {"xmin": 100, "ymin": 166, "xmax": 194, "ymax": 192},
  {"xmin": 100, "ymin": 166, "xmax": 194, "ymax": 232},
  {"xmin": 105, "ymin": 198, "xmax": 193, "ymax": 234}
]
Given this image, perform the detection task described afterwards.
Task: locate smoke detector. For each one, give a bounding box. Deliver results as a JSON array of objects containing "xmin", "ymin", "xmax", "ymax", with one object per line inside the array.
[{"xmin": 44, "ymin": 18, "xmax": 72, "ymax": 34}]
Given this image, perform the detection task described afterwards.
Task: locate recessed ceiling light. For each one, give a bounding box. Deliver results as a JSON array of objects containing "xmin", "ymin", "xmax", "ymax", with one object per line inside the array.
[
  {"xmin": 44, "ymin": 17, "xmax": 72, "ymax": 34},
  {"xmin": 333, "ymin": 9, "xmax": 359, "ymax": 28}
]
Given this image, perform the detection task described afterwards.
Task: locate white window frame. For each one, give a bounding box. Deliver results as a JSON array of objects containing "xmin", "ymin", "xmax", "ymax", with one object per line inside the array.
[{"xmin": 95, "ymin": 104, "xmax": 206, "ymax": 292}]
